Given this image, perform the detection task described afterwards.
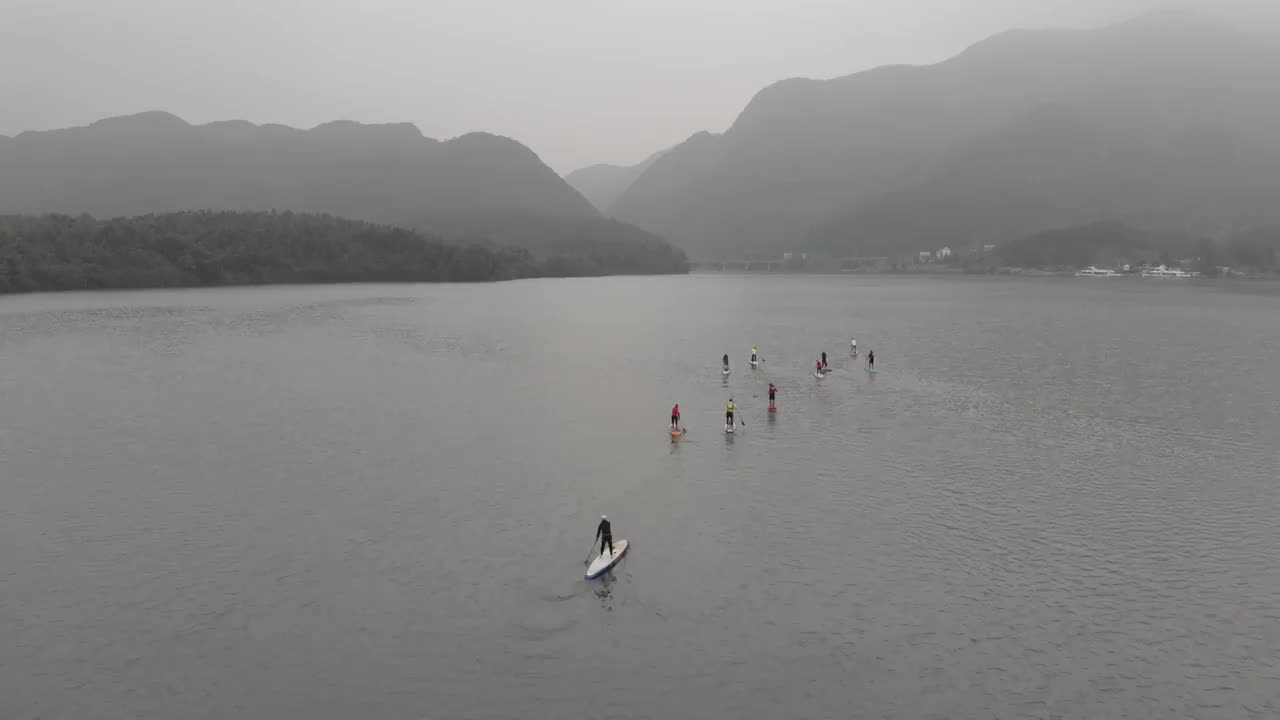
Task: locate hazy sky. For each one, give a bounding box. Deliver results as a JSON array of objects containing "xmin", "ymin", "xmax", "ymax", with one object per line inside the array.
[{"xmin": 1, "ymin": 0, "xmax": 1277, "ymax": 173}]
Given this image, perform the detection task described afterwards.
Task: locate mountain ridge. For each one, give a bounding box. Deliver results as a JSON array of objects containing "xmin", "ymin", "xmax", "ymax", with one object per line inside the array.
[
  {"xmin": 0, "ymin": 110, "xmax": 599, "ymax": 222},
  {"xmin": 608, "ymin": 8, "xmax": 1280, "ymax": 260},
  {"xmin": 0, "ymin": 111, "xmax": 690, "ymax": 276},
  {"xmin": 564, "ymin": 149, "xmax": 666, "ymax": 212}
]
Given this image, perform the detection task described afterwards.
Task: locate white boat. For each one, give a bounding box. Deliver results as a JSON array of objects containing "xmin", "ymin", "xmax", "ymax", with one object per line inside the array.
[
  {"xmin": 1141, "ymin": 265, "xmax": 1197, "ymax": 278},
  {"xmin": 1075, "ymin": 266, "xmax": 1122, "ymax": 277},
  {"xmin": 585, "ymin": 539, "xmax": 629, "ymax": 580}
]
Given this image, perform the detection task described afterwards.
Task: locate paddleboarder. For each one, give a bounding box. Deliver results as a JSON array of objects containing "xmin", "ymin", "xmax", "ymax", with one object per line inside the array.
[{"xmin": 595, "ymin": 515, "xmax": 614, "ymax": 557}]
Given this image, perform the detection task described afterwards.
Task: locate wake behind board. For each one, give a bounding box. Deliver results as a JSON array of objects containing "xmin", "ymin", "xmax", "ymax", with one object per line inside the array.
[{"xmin": 585, "ymin": 539, "xmax": 629, "ymax": 580}]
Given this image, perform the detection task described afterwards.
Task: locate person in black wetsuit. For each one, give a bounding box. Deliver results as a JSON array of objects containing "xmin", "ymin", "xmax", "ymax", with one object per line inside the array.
[
  {"xmin": 867, "ymin": 350, "xmax": 875, "ymax": 368},
  {"xmin": 595, "ymin": 515, "xmax": 613, "ymax": 556},
  {"xmin": 821, "ymin": 351, "xmax": 828, "ymax": 368},
  {"xmin": 722, "ymin": 353, "xmax": 729, "ymax": 370}
]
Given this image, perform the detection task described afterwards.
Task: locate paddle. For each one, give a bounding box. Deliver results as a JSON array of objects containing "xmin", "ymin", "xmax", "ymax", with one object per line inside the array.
[{"xmin": 583, "ymin": 537, "xmax": 600, "ymax": 565}]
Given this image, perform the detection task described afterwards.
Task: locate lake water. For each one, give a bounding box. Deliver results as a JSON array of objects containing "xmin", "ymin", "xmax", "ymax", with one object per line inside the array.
[{"xmin": 2, "ymin": 275, "xmax": 1279, "ymax": 719}]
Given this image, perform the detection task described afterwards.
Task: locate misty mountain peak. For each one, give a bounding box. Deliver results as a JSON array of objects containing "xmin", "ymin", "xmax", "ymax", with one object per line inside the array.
[
  {"xmin": 730, "ymin": 77, "xmax": 825, "ymax": 136},
  {"xmin": 1110, "ymin": 5, "xmax": 1227, "ymax": 34},
  {"xmin": 608, "ymin": 6, "xmax": 1280, "ymax": 261},
  {"xmin": 89, "ymin": 111, "xmax": 191, "ymax": 133},
  {"xmin": 307, "ymin": 120, "xmax": 426, "ymax": 143},
  {"xmin": 949, "ymin": 26, "xmax": 1079, "ymax": 68},
  {"xmin": 950, "ymin": 6, "xmax": 1239, "ymax": 72},
  {"xmin": 565, "ymin": 149, "xmax": 667, "ymax": 212},
  {"xmin": 445, "ymin": 132, "xmax": 542, "ymax": 160},
  {"xmin": 203, "ymin": 119, "xmax": 257, "ymax": 130},
  {"xmin": 0, "ymin": 112, "xmax": 597, "ymax": 221}
]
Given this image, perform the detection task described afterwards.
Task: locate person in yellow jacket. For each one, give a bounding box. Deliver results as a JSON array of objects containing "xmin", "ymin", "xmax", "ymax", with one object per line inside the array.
[
  {"xmin": 751, "ymin": 347, "xmax": 758, "ymax": 363},
  {"xmin": 725, "ymin": 397, "xmax": 735, "ymax": 428}
]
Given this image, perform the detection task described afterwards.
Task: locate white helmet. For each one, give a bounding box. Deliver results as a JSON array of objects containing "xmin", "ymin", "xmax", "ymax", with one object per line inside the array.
[{"xmin": 601, "ymin": 515, "xmax": 607, "ymax": 520}]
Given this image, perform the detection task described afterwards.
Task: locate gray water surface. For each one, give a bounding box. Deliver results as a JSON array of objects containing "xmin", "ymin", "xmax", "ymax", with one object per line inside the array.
[{"xmin": 2, "ymin": 275, "xmax": 1279, "ymax": 719}]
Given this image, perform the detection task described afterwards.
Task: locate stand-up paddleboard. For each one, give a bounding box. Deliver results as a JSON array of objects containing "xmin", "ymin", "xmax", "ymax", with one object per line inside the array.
[
  {"xmin": 724, "ymin": 424, "xmax": 734, "ymax": 434},
  {"xmin": 585, "ymin": 539, "xmax": 629, "ymax": 580},
  {"xmin": 865, "ymin": 367, "xmax": 877, "ymax": 374},
  {"xmin": 814, "ymin": 371, "xmax": 825, "ymax": 379},
  {"xmin": 750, "ymin": 359, "xmax": 760, "ymax": 367},
  {"xmin": 669, "ymin": 427, "xmax": 685, "ymax": 438},
  {"xmin": 768, "ymin": 406, "xmax": 777, "ymax": 413},
  {"xmin": 722, "ymin": 367, "xmax": 731, "ymax": 376}
]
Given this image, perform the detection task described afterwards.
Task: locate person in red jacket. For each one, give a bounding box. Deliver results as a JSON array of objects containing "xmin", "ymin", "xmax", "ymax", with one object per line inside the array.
[
  {"xmin": 670, "ymin": 403, "xmax": 681, "ymax": 430},
  {"xmin": 768, "ymin": 383, "xmax": 777, "ymax": 410}
]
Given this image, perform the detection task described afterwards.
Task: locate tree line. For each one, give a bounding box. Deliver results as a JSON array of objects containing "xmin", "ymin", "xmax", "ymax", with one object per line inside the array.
[{"xmin": 0, "ymin": 211, "xmax": 687, "ymax": 294}]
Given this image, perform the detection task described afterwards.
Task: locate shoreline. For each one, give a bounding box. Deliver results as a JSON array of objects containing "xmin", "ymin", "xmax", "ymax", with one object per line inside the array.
[
  {"xmin": 691, "ymin": 268, "xmax": 1277, "ymax": 281},
  {"xmin": 0, "ymin": 270, "xmax": 692, "ymax": 299}
]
